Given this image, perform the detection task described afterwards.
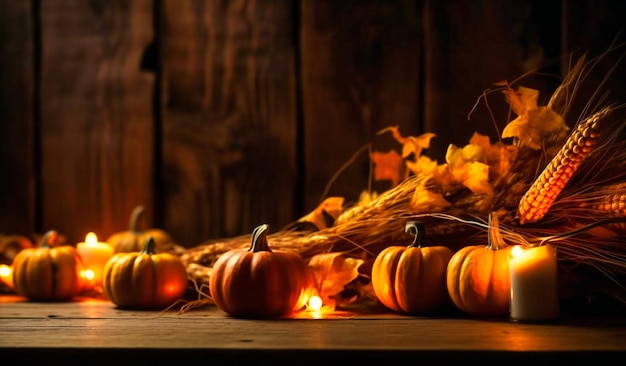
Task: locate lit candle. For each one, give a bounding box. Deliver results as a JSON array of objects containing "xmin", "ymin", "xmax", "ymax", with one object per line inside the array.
[
  {"xmin": 509, "ymin": 244, "xmax": 559, "ymax": 322},
  {"xmin": 0, "ymin": 264, "xmax": 13, "ymax": 288},
  {"xmin": 76, "ymin": 232, "xmax": 114, "ymax": 289}
]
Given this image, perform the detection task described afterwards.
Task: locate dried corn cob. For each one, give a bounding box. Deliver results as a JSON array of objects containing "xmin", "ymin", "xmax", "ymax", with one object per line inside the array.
[
  {"xmin": 518, "ymin": 108, "xmax": 609, "ymax": 224},
  {"xmin": 587, "ymin": 182, "xmax": 626, "ymax": 232}
]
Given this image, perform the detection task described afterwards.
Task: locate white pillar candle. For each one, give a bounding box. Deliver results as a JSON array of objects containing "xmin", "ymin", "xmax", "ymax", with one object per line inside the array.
[
  {"xmin": 77, "ymin": 232, "xmax": 114, "ymax": 289},
  {"xmin": 509, "ymin": 244, "xmax": 559, "ymax": 322}
]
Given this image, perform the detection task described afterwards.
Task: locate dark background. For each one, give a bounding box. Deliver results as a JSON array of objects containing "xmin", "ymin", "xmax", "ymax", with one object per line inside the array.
[{"xmin": 1, "ymin": 0, "xmax": 625, "ymax": 248}]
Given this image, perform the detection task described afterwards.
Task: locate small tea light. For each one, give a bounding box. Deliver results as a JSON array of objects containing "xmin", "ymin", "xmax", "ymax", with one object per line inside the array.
[
  {"xmin": 308, "ymin": 295, "xmax": 323, "ymax": 312},
  {"xmin": 0, "ymin": 264, "xmax": 13, "ymax": 288},
  {"xmin": 509, "ymin": 244, "xmax": 559, "ymax": 322},
  {"xmin": 77, "ymin": 232, "xmax": 114, "ymax": 288}
]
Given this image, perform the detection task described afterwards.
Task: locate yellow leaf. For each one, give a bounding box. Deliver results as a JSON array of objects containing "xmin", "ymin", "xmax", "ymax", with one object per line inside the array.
[
  {"xmin": 469, "ymin": 132, "xmax": 516, "ymax": 181},
  {"xmin": 502, "ymin": 86, "xmax": 569, "ymax": 150},
  {"xmin": 400, "ymin": 133, "xmax": 437, "ymax": 159},
  {"xmin": 307, "ymin": 253, "xmax": 364, "ymax": 304},
  {"xmin": 405, "ymin": 155, "xmax": 438, "ymax": 176},
  {"xmin": 445, "ymin": 143, "xmax": 493, "ymax": 196},
  {"xmin": 409, "ymin": 175, "xmax": 451, "ymax": 212}
]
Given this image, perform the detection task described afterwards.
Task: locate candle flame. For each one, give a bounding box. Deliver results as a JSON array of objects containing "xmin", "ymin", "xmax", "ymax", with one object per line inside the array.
[
  {"xmin": 511, "ymin": 245, "xmax": 526, "ymax": 258},
  {"xmin": 85, "ymin": 232, "xmax": 98, "ymax": 245}
]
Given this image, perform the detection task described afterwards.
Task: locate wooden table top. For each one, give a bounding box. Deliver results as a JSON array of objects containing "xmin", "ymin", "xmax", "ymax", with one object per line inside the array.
[{"xmin": 1, "ymin": 294, "xmax": 626, "ymax": 364}]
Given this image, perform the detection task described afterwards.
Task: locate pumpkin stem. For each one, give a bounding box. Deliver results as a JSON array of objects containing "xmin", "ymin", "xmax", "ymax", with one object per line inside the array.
[
  {"xmin": 129, "ymin": 205, "xmax": 145, "ymax": 232},
  {"xmin": 140, "ymin": 236, "xmax": 156, "ymax": 255},
  {"xmin": 405, "ymin": 221, "xmax": 425, "ymax": 248},
  {"xmin": 487, "ymin": 212, "xmax": 508, "ymax": 250},
  {"xmin": 40, "ymin": 230, "xmax": 58, "ymax": 249},
  {"xmin": 249, "ymin": 224, "xmax": 272, "ymax": 253}
]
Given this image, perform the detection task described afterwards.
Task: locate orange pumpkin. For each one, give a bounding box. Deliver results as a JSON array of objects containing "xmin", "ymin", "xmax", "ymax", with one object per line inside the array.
[
  {"xmin": 106, "ymin": 205, "xmax": 178, "ymax": 254},
  {"xmin": 102, "ymin": 236, "xmax": 189, "ymax": 310},
  {"xmin": 12, "ymin": 230, "xmax": 85, "ymax": 301},
  {"xmin": 372, "ymin": 221, "xmax": 453, "ymax": 314},
  {"xmin": 209, "ymin": 224, "xmax": 317, "ymax": 318},
  {"xmin": 446, "ymin": 212, "xmax": 513, "ymax": 317}
]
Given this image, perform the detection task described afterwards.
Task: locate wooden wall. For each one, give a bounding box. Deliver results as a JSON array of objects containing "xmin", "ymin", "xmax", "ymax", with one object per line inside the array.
[{"xmin": 1, "ymin": 0, "xmax": 625, "ymax": 248}]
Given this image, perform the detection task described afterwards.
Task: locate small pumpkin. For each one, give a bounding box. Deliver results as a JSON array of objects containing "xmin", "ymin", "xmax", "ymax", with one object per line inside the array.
[
  {"xmin": 102, "ymin": 236, "xmax": 189, "ymax": 310},
  {"xmin": 209, "ymin": 224, "xmax": 317, "ymax": 318},
  {"xmin": 446, "ymin": 212, "xmax": 513, "ymax": 317},
  {"xmin": 372, "ymin": 221, "xmax": 453, "ymax": 314},
  {"xmin": 12, "ymin": 230, "xmax": 85, "ymax": 301},
  {"xmin": 106, "ymin": 205, "xmax": 178, "ymax": 254}
]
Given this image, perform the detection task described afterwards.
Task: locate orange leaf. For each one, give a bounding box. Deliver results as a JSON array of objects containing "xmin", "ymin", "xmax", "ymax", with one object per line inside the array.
[
  {"xmin": 371, "ymin": 150, "xmax": 404, "ymax": 186},
  {"xmin": 307, "ymin": 253, "xmax": 364, "ymax": 305},
  {"xmin": 298, "ymin": 197, "xmax": 345, "ymax": 230}
]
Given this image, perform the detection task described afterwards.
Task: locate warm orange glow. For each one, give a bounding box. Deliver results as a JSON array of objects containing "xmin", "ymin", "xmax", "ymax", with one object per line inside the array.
[
  {"xmin": 0, "ymin": 264, "xmax": 13, "ymax": 288},
  {"xmin": 164, "ymin": 282, "xmax": 182, "ymax": 296}
]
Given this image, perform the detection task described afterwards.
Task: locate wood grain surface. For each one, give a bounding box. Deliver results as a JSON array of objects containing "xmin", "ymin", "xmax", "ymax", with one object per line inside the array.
[
  {"xmin": 1, "ymin": 295, "xmax": 625, "ymax": 364},
  {"xmin": 1, "ymin": 0, "xmax": 625, "ymax": 251}
]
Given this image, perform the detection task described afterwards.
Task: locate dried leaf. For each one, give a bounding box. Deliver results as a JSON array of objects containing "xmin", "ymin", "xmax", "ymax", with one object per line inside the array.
[
  {"xmin": 405, "ymin": 155, "xmax": 438, "ymax": 176},
  {"xmin": 409, "ymin": 175, "xmax": 451, "ymax": 212},
  {"xmin": 445, "ymin": 143, "xmax": 493, "ymax": 196},
  {"xmin": 502, "ymin": 86, "xmax": 569, "ymax": 150},
  {"xmin": 371, "ymin": 149, "xmax": 404, "ymax": 186},
  {"xmin": 298, "ymin": 197, "xmax": 345, "ymax": 230},
  {"xmin": 468, "ymin": 132, "xmax": 516, "ymax": 181},
  {"xmin": 307, "ymin": 252, "xmax": 364, "ymax": 304}
]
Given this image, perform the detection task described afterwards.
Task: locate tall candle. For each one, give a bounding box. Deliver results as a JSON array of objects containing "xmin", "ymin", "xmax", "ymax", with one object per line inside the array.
[
  {"xmin": 509, "ymin": 244, "xmax": 559, "ymax": 322},
  {"xmin": 77, "ymin": 232, "xmax": 114, "ymax": 289}
]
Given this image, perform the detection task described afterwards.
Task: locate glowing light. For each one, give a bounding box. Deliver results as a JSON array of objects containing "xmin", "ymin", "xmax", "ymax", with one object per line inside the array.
[
  {"xmin": 511, "ymin": 244, "xmax": 525, "ymax": 258},
  {"xmin": 83, "ymin": 269, "xmax": 95, "ymax": 281},
  {"xmin": 308, "ymin": 295, "xmax": 323, "ymax": 311},
  {"xmin": 509, "ymin": 244, "xmax": 559, "ymax": 322},
  {"xmin": 76, "ymin": 232, "xmax": 113, "ymax": 289},
  {"xmin": 0, "ymin": 264, "xmax": 13, "ymax": 288}
]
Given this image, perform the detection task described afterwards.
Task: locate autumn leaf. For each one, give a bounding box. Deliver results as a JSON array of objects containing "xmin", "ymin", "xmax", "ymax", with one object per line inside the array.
[
  {"xmin": 405, "ymin": 155, "xmax": 439, "ymax": 176},
  {"xmin": 468, "ymin": 132, "xmax": 516, "ymax": 181},
  {"xmin": 373, "ymin": 126, "xmax": 438, "ymax": 186},
  {"xmin": 502, "ymin": 86, "xmax": 569, "ymax": 150},
  {"xmin": 409, "ymin": 174, "xmax": 451, "ymax": 212},
  {"xmin": 307, "ymin": 252, "xmax": 364, "ymax": 307},
  {"xmin": 445, "ymin": 143, "xmax": 493, "ymax": 196},
  {"xmin": 371, "ymin": 149, "xmax": 404, "ymax": 186},
  {"xmin": 298, "ymin": 196, "xmax": 345, "ymax": 230},
  {"xmin": 379, "ymin": 126, "xmax": 436, "ymax": 158}
]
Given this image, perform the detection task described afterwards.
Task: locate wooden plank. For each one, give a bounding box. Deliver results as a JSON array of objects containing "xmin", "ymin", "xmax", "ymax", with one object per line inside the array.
[
  {"xmin": 39, "ymin": 0, "xmax": 155, "ymax": 244},
  {"xmin": 1, "ymin": 297, "xmax": 625, "ymax": 364},
  {"xmin": 160, "ymin": 0, "xmax": 299, "ymax": 246},
  {"xmin": 422, "ymin": 0, "xmax": 562, "ymax": 161},
  {"xmin": 560, "ymin": 0, "xmax": 626, "ymax": 122},
  {"xmin": 300, "ymin": 0, "xmax": 422, "ymax": 214},
  {"xmin": 0, "ymin": 0, "xmax": 36, "ymax": 237}
]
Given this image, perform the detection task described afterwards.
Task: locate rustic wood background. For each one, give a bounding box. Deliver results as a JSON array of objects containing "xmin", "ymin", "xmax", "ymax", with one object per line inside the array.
[{"xmin": 1, "ymin": 0, "xmax": 625, "ymax": 248}]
